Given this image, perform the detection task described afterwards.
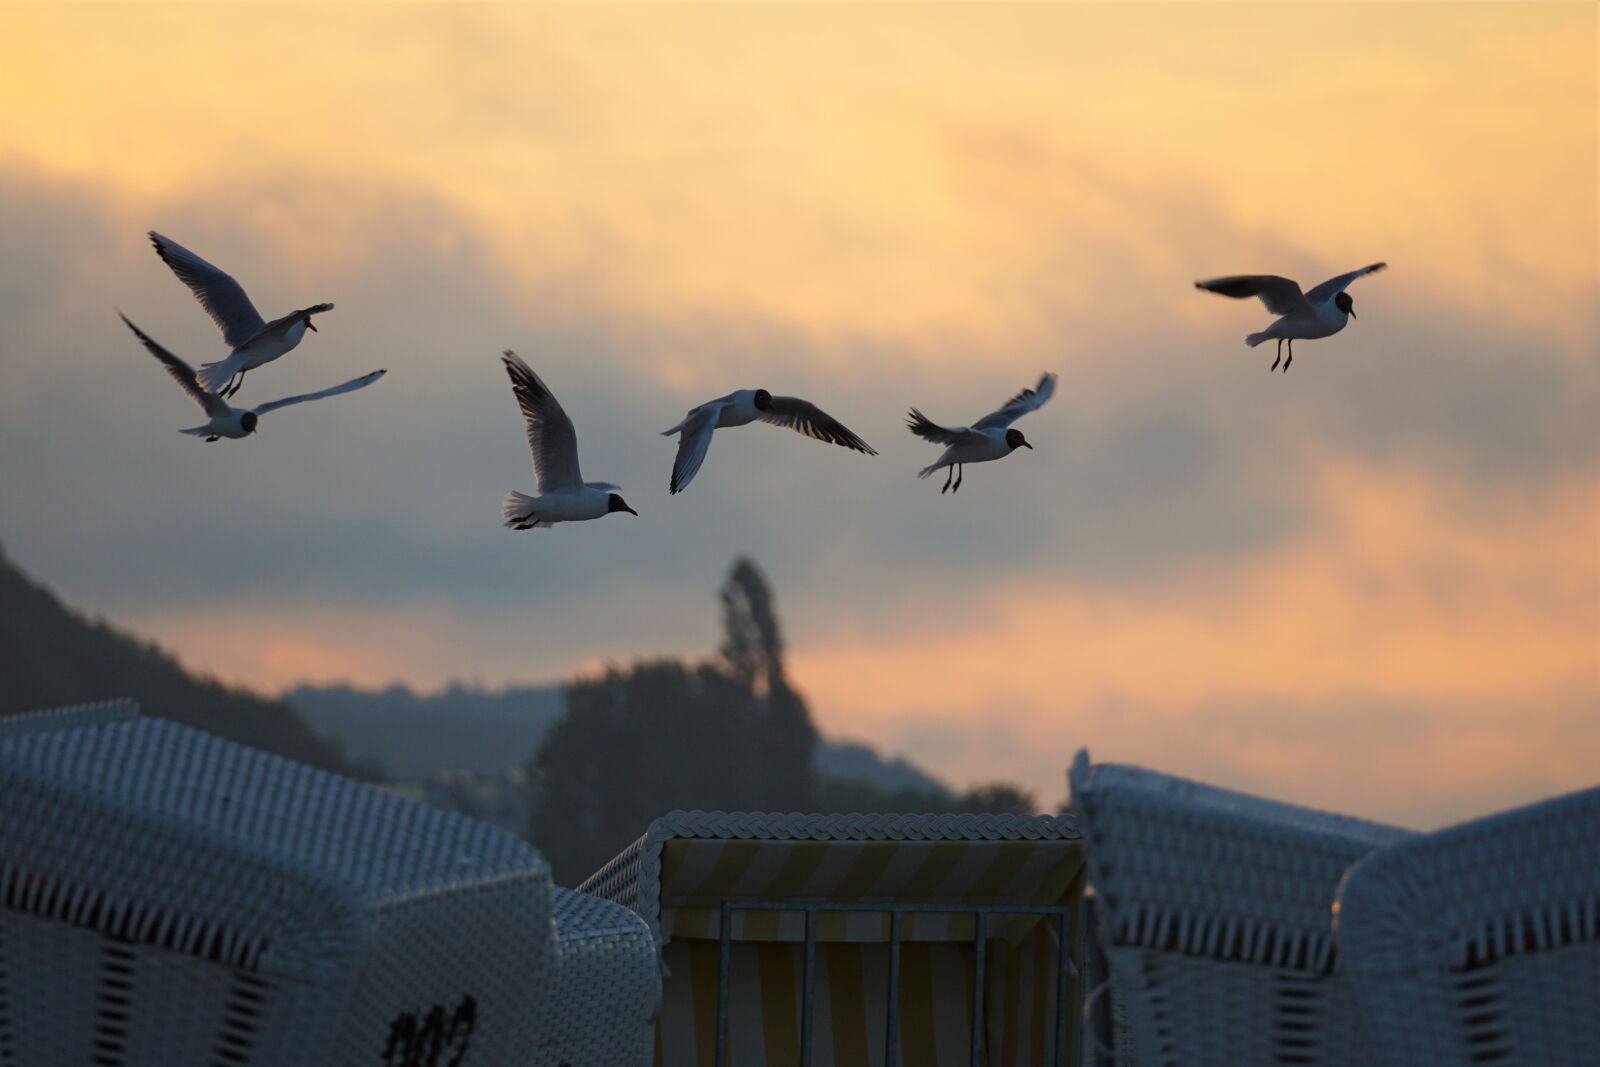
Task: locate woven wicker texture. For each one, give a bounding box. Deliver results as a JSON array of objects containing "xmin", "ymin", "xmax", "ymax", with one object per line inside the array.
[
  {"xmin": 1069, "ymin": 750, "xmax": 1413, "ymax": 1067},
  {"xmin": 1336, "ymin": 786, "xmax": 1600, "ymax": 1067},
  {"xmin": 531, "ymin": 888, "xmax": 659, "ymax": 1066},
  {"xmin": 0, "ymin": 704, "xmax": 556, "ymax": 1066}
]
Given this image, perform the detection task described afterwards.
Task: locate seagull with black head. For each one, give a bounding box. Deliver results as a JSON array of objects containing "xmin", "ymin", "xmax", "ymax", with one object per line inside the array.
[
  {"xmin": 499, "ymin": 351, "xmax": 637, "ymax": 530},
  {"xmin": 119, "ymin": 312, "xmax": 384, "ymax": 442},
  {"xmin": 907, "ymin": 372, "xmax": 1057, "ymax": 494},
  {"xmin": 1195, "ymin": 262, "xmax": 1387, "ymax": 371},
  {"xmin": 661, "ymin": 388, "xmax": 876, "ymax": 495},
  {"xmin": 148, "ymin": 231, "xmax": 335, "ymax": 397}
]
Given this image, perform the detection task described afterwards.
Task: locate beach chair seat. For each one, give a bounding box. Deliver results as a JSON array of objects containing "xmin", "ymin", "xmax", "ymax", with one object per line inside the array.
[
  {"xmin": 1336, "ymin": 786, "xmax": 1600, "ymax": 1067},
  {"xmin": 1069, "ymin": 750, "xmax": 1413, "ymax": 1067}
]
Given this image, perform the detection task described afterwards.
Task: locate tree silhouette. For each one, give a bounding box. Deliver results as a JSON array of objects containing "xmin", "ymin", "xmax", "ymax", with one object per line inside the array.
[{"xmin": 531, "ymin": 559, "xmax": 818, "ymax": 882}]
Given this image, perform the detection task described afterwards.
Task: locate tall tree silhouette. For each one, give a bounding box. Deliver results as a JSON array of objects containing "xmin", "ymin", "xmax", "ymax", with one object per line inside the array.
[
  {"xmin": 719, "ymin": 557, "xmax": 817, "ymax": 811},
  {"xmin": 531, "ymin": 558, "xmax": 819, "ymax": 882}
]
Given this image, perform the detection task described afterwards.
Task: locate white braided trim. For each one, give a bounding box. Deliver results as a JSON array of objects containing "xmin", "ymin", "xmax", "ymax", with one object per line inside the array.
[{"xmin": 0, "ymin": 699, "xmax": 141, "ymax": 738}]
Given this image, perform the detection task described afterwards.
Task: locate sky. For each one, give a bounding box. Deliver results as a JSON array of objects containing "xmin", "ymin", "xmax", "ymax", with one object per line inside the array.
[{"xmin": 0, "ymin": 3, "xmax": 1594, "ymax": 829}]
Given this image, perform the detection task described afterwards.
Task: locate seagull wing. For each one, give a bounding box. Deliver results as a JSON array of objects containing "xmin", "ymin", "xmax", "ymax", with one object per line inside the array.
[
  {"xmin": 1304, "ymin": 262, "xmax": 1388, "ymax": 304},
  {"xmin": 906, "ymin": 409, "xmax": 978, "ymax": 446},
  {"xmin": 972, "ymin": 372, "xmax": 1058, "ymax": 430},
  {"xmin": 1194, "ymin": 274, "xmax": 1311, "ymax": 316},
  {"xmin": 250, "ymin": 369, "xmax": 387, "ymax": 416},
  {"xmin": 148, "ymin": 231, "xmax": 268, "ymax": 348},
  {"xmin": 757, "ymin": 397, "xmax": 877, "ymax": 455},
  {"xmin": 501, "ymin": 351, "xmax": 582, "ymax": 493},
  {"xmin": 120, "ymin": 312, "xmax": 228, "ymax": 417},
  {"xmin": 669, "ymin": 403, "xmax": 722, "ymax": 495}
]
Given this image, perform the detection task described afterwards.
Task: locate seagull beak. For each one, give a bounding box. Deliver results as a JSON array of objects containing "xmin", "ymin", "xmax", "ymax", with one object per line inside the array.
[
  {"xmin": 1022, "ymin": 441, "xmax": 1034, "ymax": 450},
  {"xmin": 624, "ymin": 504, "xmax": 639, "ymax": 516},
  {"xmin": 307, "ymin": 322, "xmax": 319, "ymax": 332},
  {"xmin": 1349, "ymin": 310, "xmax": 1356, "ymax": 321}
]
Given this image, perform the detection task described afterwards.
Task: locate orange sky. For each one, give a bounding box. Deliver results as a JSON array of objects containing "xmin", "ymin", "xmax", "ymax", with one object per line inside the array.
[{"xmin": 1, "ymin": 3, "xmax": 1594, "ymax": 826}]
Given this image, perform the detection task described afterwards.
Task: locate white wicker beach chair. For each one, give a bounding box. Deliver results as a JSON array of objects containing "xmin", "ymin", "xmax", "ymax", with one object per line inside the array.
[
  {"xmin": 582, "ymin": 809, "xmax": 1085, "ymax": 1066},
  {"xmin": 539, "ymin": 886, "xmax": 660, "ymax": 1066},
  {"xmin": 0, "ymin": 702, "xmax": 561, "ymax": 1066},
  {"xmin": 1335, "ymin": 786, "xmax": 1600, "ymax": 1067},
  {"xmin": 1068, "ymin": 750, "xmax": 1414, "ymax": 1067}
]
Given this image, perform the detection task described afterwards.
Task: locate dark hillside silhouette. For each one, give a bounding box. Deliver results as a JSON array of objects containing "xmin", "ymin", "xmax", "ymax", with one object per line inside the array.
[{"xmin": 0, "ymin": 543, "xmax": 363, "ymax": 775}]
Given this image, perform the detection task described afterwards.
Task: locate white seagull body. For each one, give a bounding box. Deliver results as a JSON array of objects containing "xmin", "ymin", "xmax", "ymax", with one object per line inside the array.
[
  {"xmin": 908, "ymin": 372, "xmax": 1057, "ymax": 493},
  {"xmin": 500, "ymin": 350, "xmax": 636, "ymax": 530},
  {"xmin": 120, "ymin": 313, "xmax": 384, "ymax": 441},
  {"xmin": 148, "ymin": 231, "xmax": 334, "ymax": 397},
  {"xmin": 661, "ymin": 388, "xmax": 876, "ymax": 494},
  {"xmin": 1195, "ymin": 262, "xmax": 1386, "ymax": 371}
]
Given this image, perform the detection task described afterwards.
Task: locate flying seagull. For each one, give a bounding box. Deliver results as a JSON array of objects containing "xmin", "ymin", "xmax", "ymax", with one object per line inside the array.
[
  {"xmin": 120, "ymin": 312, "xmax": 384, "ymax": 441},
  {"xmin": 500, "ymin": 350, "xmax": 637, "ymax": 529},
  {"xmin": 907, "ymin": 372, "xmax": 1057, "ymax": 494},
  {"xmin": 662, "ymin": 389, "xmax": 876, "ymax": 494},
  {"xmin": 1195, "ymin": 262, "xmax": 1386, "ymax": 371},
  {"xmin": 148, "ymin": 231, "xmax": 334, "ymax": 397}
]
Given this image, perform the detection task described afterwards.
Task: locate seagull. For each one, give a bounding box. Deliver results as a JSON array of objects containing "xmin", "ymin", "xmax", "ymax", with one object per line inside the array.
[
  {"xmin": 1195, "ymin": 262, "xmax": 1386, "ymax": 371},
  {"xmin": 661, "ymin": 389, "xmax": 876, "ymax": 494},
  {"xmin": 907, "ymin": 372, "xmax": 1057, "ymax": 494},
  {"xmin": 120, "ymin": 312, "xmax": 384, "ymax": 441},
  {"xmin": 148, "ymin": 231, "xmax": 334, "ymax": 398},
  {"xmin": 500, "ymin": 350, "xmax": 637, "ymax": 530}
]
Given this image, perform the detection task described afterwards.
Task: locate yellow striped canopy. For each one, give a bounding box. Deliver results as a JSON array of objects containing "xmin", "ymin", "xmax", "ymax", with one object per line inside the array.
[{"xmin": 581, "ymin": 811, "xmax": 1084, "ymax": 1067}]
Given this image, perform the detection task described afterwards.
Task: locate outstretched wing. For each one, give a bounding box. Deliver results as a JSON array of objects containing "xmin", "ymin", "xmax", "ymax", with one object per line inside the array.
[
  {"xmin": 669, "ymin": 404, "xmax": 721, "ymax": 495},
  {"xmin": 757, "ymin": 397, "xmax": 877, "ymax": 455},
  {"xmin": 501, "ymin": 351, "xmax": 582, "ymax": 493},
  {"xmin": 148, "ymin": 231, "xmax": 268, "ymax": 348},
  {"xmin": 119, "ymin": 311, "xmax": 228, "ymax": 417},
  {"xmin": 1194, "ymin": 274, "xmax": 1310, "ymax": 316},
  {"xmin": 250, "ymin": 369, "xmax": 387, "ymax": 415},
  {"xmin": 1304, "ymin": 262, "xmax": 1387, "ymax": 304},
  {"xmin": 972, "ymin": 372, "xmax": 1058, "ymax": 430},
  {"xmin": 905, "ymin": 408, "xmax": 977, "ymax": 446}
]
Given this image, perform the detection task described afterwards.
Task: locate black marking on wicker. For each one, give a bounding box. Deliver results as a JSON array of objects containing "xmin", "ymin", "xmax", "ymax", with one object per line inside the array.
[
  {"xmin": 92, "ymin": 943, "xmax": 137, "ymax": 1065},
  {"xmin": 1269, "ymin": 973, "xmax": 1325, "ymax": 1064},
  {"xmin": 0, "ymin": 865, "xmax": 269, "ymax": 972},
  {"xmin": 1453, "ymin": 971, "xmax": 1513, "ymax": 1063},
  {"xmin": 1116, "ymin": 904, "xmax": 1341, "ymax": 976},
  {"xmin": 1455, "ymin": 894, "xmax": 1600, "ymax": 971},
  {"xmin": 212, "ymin": 972, "xmax": 271, "ymax": 1066},
  {"xmin": 381, "ymin": 996, "xmax": 476, "ymax": 1067},
  {"xmin": 0, "ymin": 926, "xmax": 13, "ymax": 1064}
]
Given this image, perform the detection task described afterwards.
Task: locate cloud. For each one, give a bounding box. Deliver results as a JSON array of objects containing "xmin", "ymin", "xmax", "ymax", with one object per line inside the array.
[{"xmin": 0, "ymin": 3, "xmax": 1592, "ymax": 832}]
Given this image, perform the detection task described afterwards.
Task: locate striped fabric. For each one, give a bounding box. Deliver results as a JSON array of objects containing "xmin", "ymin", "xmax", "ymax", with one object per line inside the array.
[{"xmin": 580, "ymin": 811, "xmax": 1084, "ymax": 1067}]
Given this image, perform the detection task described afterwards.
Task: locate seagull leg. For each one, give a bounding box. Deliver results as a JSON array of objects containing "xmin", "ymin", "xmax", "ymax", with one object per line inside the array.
[
  {"xmin": 229, "ymin": 369, "xmax": 249, "ymax": 397},
  {"xmin": 1284, "ymin": 340, "xmax": 1293, "ymax": 372},
  {"xmin": 1270, "ymin": 339, "xmax": 1281, "ymax": 372},
  {"xmin": 941, "ymin": 465, "xmax": 954, "ymax": 494},
  {"xmin": 205, "ymin": 436, "xmax": 219, "ymax": 443},
  {"xmin": 953, "ymin": 465, "xmax": 964, "ymax": 493}
]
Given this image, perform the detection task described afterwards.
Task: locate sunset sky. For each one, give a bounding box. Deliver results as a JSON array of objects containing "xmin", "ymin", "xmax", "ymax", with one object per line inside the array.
[{"xmin": 1, "ymin": 3, "xmax": 1594, "ymax": 828}]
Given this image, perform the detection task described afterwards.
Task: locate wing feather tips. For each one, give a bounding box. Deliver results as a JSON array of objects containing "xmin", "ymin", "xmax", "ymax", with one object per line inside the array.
[
  {"xmin": 905, "ymin": 408, "xmax": 939, "ymax": 439},
  {"xmin": 1195, "ymin": 276, "xmax": 1258, "ymax": 299}
]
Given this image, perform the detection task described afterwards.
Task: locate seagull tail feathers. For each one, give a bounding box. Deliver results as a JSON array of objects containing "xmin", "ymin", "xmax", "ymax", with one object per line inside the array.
[
  {"xmin": 916, "ymin": 461, "xmax": 945, "ymax": 480},
  {"xmin": 501, "ymin": 491, "xmax": 550, "ymax": 531},
  {"xmin": 1245, "ymin": 330, "xmax": 1272, "ymax": 348},
  {"xmin": 178, "ymin": 426, "xmax": 213, "ymax": 437},
  {"xmin": 196, "ymin": 358, "xmax": 236, "ymax": 393}
]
